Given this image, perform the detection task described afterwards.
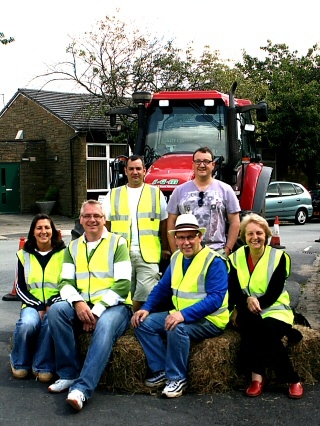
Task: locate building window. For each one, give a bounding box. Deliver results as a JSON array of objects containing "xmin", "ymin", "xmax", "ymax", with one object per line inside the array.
[{"xmin": 86, "ymin": 143, "xmax": 127, "ymax": 191}]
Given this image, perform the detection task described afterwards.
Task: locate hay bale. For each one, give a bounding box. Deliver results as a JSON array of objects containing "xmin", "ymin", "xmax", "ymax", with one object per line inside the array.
[
  {"xmin": 104, "ymin": 334, "xmax": 147, "ymax": 393},
  {"xmin": 289, "ymin": 325, "xmax": 320, "ymax": 384},
  {"xmin": 78, "ymin": 328, "xmax": 148, "ymax": 393},
  {"xmin": 78, "ymin": 324, "xmax": 320, "ymax": 394},
  {"xmin": 188, "ymin": 329, "xmax": 242, "ymax": 393}
]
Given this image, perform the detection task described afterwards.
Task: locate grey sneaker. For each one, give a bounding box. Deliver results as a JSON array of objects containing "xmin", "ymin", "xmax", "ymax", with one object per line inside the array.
[
  {"xmin": 48, "ymin": 379, "xmax": 75, "ymax": 393},
  {"xmin": 144, "ymin": 370, "xmax": 166, "ymax": 388},
  {"xmin": 67, "ymin": 389, "xmax": 86, "ymax": 411},
  {"xmin": 162, "ymin": 379, "xmax": 188, "ymax": 398}
]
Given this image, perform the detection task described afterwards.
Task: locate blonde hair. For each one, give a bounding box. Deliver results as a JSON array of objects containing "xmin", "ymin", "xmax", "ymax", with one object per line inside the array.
[{"xmin": 240, "ymin": 213, "xmax": 272, "ymax": 245}]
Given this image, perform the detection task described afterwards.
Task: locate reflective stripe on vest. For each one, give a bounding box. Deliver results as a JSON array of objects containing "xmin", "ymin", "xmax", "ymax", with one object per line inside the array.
[
  {"xmin": 110, "ymin": 184, "xmax": 161, "ymax": 263},
  {"xmin": 17, "ymin": 249, "xmax": 63, "ymax": 305},
  {"xmin": 170, "ymin": 246, "xmax": 229, "ymax": 329},
  {"xmin": 229, "ymin": 246, "xmax": 293, "ymax": 323},
  {"xmin": 69, "ymin": 234, "xmax": 120, "ymax": 304}
]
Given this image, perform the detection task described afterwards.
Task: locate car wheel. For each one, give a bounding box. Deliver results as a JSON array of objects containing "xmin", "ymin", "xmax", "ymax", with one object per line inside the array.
[{"xmin": 295, "ymin": 208, "xmax": 307, "ymax": 225}]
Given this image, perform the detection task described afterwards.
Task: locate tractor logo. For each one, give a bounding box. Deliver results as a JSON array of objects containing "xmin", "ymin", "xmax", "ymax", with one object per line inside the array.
[{"xmin": 151, "ymin": 178, "xmax": 179, "ymax": 185}]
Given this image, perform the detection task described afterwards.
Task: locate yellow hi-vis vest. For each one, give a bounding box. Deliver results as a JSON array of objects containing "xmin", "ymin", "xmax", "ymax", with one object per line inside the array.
[
  {"xmin": 68, "ymin": 234, "xmax": 131, "ymax": 306},
  {"xmin": 229, "ymin": 245, "xmax": 293, "ymax": 324},
  {"xmin": 170, "ymin": 246, "xmax": 229, "ymax": 330},
  {"xmin": 109, "ymin": 184, "xmax": 162, "ymax": 263},
  {"xmin": 17, "ymin": 249, "xmax": 64, "ymax": 307}
]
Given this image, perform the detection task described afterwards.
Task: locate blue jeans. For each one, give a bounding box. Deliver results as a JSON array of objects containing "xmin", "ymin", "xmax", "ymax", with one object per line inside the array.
[
  {"xmin": 10, "ymin": 307, "xmax": 55, "ymax": 373},
  {"xmin": 134, "ymin": 311, "xmax": 222, "ymax": 381},
  {"xmin": 47, "ymin": 301, "xmax": 132, "ymax": 399}
]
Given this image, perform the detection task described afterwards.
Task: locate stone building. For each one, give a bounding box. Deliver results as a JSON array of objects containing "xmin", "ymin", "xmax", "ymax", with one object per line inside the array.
[{"xmin": 0, "ymin": 89, "xmax": 126, "ymax": 216}]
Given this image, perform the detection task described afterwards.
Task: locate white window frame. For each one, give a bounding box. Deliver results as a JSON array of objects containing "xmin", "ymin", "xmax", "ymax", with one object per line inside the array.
[{"xmin": 86, "ymin": 143, "xmax": 127, "ymax": 191}]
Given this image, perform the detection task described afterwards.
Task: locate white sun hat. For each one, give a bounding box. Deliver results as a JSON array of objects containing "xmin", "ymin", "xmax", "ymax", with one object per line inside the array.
[{"xmin": 168, "ymin": 213, "xmax": 206, "ymax": 235}]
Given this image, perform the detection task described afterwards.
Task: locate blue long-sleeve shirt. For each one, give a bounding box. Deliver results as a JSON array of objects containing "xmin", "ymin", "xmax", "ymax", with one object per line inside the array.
[{"xmin": 142, "ymin": 254, "xmax": 228, "ymax": 323}]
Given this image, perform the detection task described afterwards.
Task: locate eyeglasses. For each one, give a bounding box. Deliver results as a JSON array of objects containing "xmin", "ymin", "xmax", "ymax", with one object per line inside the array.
[
  {"xmin": 175, "ymin": 233, "xmax": 199, "ymax": 243},
  {"xmin": 81, "ymin": 214, "xmax": 104, "ymax": 220},
  {"xmin": 193, "ymin": 159, "xmax": 213, "ymax": 165},
  {"xmin": 198, "ymin": 191, "xmax": 205, "ymax": 207}
]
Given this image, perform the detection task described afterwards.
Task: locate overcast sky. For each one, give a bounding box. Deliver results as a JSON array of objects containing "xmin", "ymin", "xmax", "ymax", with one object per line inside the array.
[{"xmin": 1, "ymin": 0, "xmax": 319, "ymax": 107}]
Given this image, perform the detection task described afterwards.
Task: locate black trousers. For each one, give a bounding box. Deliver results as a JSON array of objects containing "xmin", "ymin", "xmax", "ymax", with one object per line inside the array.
[{"xmin": 239, "ymin": 315, "xmax": 300, "ymax": 384}]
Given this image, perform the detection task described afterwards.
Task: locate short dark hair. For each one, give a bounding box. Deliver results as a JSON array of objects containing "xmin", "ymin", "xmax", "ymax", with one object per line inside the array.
[
  {"xmin": 126, "ymin": 155, "xmax": 145, "ymax": 167},
  {"xmin": 193, "ymin": 147, "xmax": 214, "ymax": 161}
]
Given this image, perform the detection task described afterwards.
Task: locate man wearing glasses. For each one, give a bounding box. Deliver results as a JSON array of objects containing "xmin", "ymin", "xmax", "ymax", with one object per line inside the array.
[
  {"xmin": 167, "ymin": 147, "xmax": 240, "ymax": 257},
  {"xmin": 131, "ymin": 214, "xmax": 229, "ymax": 398},
  {"xmin": 47, "ymin": 200, "xmax": 132, "ymax": 411}
]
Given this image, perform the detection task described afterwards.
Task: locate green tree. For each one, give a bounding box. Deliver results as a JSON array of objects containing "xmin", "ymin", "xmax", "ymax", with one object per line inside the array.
[
  {"xmin": 236, "ymin": 41, "xmax": 320, "ymax": 186},
  {"xmin": 39, "ymin": 14, "xmax": 190, "ymax": 108},
  {"xmin": 0, "ymin": 32, "xmax": 14, "ymax": 45},
  {"xmin": 38, "ymin": 14, "xmax": 236, "ymax": 108}
]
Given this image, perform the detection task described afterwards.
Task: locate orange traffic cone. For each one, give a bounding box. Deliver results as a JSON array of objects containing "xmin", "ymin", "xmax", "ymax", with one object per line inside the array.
[
  {"xmin": 2, "ymin": 237, "xmax": 26, "ymax": 301},
  {"xmin": 269, "ymin": 216, "xmax": 286, "ymax": 249}
]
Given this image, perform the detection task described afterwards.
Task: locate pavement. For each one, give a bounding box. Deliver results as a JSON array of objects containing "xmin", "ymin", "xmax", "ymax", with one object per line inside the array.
[
  {"xmin": 0, "ymin": 214, "xmax": 75, "ymax": 239},
  {"xmin": 1, "ymin": 214, "xmax": 320, "ymax": 424}
]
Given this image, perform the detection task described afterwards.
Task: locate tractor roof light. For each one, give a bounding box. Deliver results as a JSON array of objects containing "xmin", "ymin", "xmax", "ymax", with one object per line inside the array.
[
  {"xmin": 159, "ymin": 100, "xmax": 169, "ymax": 107},
  {"xmin": 244, "ymin": 124, "xmax": 255, "ymax": 132},
  {"xmin": 132, "ymin": 91, "xmax": 152, "ymax": 104}
]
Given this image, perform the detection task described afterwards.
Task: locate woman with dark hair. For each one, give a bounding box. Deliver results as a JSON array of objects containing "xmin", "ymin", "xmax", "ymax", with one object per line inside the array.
[
  {"xmin": 228, "ymin": 213, "xmax": 303, "ymax": 399},
  {"xmin": 10, "ymin": 214, "xmax": 66, "ymax": 383}
]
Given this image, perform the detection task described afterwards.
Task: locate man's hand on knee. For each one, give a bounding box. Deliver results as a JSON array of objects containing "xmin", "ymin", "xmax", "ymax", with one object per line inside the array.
[
  {"xmin": 165, "ymin": 311, "xmax": 184, "ymax": 331},
  {"xmin": 74, "ymin": 301, "xmax": 96, "ymax": 331},
  {"xmin": 131, "ymin": 310, "xmax": 149, "ymax": 328}
]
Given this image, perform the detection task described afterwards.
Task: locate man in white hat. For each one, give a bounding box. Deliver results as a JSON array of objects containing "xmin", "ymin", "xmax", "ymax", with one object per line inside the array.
[{"xmin": 131, "ymin": 214, "xmax": 229, "ymax": 398}]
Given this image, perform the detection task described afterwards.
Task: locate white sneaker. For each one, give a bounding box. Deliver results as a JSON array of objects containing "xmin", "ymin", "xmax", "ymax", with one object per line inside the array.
[
  {"xmin": 48, "ymin": 379, "xmax": 75, "ymax": 393},
  {"xmin": 67, "ymin": 389, "xmax": 86, "ymax": 411},
  {"xmin": 162, "ymin": 379, "xmax": 188, "ymax": 398}
]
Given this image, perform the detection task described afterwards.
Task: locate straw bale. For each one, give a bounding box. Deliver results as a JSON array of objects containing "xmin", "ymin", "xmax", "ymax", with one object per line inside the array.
[
  {"xmin": 188, "ymin": 329, "xmax": 242, "ymax": 393},
  {"xmin": 78, "ymin": 324, "xmax": 320, "ymax": 394},
  {"xmin": 288, "ymin": 325, "xmax": 320, "ymax": 384}
]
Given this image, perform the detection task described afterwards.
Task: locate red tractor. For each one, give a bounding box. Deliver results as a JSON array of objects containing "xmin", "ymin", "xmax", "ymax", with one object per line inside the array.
[{"xmin": 108, "ymin": 82, "xmax": 272, "ymax": 215}]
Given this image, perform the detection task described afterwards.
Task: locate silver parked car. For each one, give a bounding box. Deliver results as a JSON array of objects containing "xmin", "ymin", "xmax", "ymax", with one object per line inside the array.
[{"xmin": 265, "ymin": 181, "xmax": 313, "ymax": 225}]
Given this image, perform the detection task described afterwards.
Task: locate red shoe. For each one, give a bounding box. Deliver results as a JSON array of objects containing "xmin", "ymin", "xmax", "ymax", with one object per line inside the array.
[
  {"xmin": 246, "ymin": 379, "xmax": 265, "ymax": 397},
  {"xmin": 289, "ymin": 382, "xmax": 304, "ymax": 399}
]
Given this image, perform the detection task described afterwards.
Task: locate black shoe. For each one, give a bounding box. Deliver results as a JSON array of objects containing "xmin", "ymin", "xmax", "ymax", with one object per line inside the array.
[{"xmin": 144, "ymin": 371, "xmax": 166, "ymax": 388}]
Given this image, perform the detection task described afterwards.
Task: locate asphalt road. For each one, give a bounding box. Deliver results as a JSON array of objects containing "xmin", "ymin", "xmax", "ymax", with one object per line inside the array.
[{"xmin": 1, "ymin": 217, "xmax": 320, "ymax": 424}]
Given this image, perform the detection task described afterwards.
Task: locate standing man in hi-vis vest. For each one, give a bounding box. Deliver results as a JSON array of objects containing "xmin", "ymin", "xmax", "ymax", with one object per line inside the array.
[
  {"xmin": 131, "ymin": 214, "xmax": 229, "ymax": 398},
  {"xmin": 104, "ymin": 155, "xmax": 170, "ymax": 312}
]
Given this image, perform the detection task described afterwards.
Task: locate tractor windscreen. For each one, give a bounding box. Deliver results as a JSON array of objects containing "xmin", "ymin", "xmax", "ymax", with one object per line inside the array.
[{"xmin": 145, "ymin": 100, "xmax": 228, "ymax": 161}]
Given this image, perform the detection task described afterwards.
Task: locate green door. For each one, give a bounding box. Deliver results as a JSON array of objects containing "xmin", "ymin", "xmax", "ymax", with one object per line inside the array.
[{"xmin": 0, "ymin": 163, "xmax": 20, "ymax": 213}]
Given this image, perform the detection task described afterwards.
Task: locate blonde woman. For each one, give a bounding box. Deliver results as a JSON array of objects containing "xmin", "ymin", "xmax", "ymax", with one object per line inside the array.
[{"xmin": 228, "ymin": 213, "xmax": 303, "ymax": 399}]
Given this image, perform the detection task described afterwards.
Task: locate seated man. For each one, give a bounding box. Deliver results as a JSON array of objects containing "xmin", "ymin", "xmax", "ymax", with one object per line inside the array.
[
  {"xmin": 131, "ymin": 214, "xmax": 229, "ymax": 398},
  {"xmin": 47, "ymin": 200, "xmax": 132, "ymax": 411}
]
